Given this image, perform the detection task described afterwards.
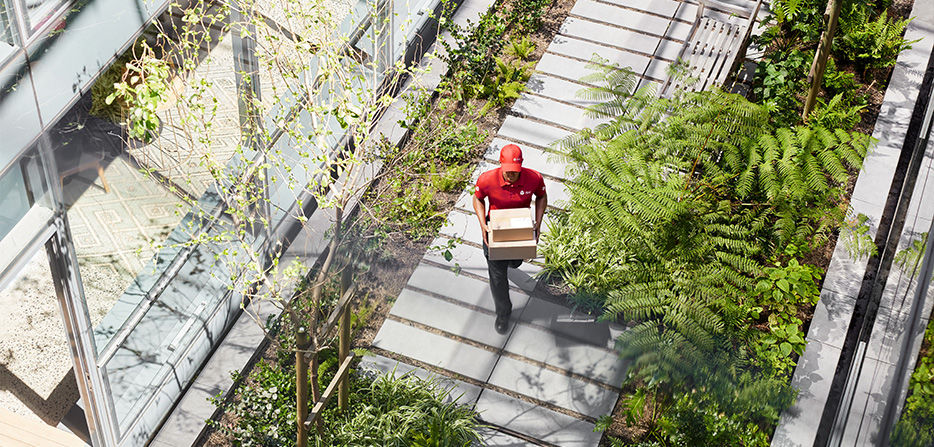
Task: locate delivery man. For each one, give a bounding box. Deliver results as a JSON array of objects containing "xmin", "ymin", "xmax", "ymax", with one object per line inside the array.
[{"xmin": 472, "ymin": 144, "xmax": 547, "ymax": 334}]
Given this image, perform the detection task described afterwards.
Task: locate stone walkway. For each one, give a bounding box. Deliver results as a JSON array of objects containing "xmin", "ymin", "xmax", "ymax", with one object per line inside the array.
[{"xmin": 364, "ymin": 0, "xmax": 724, "ymax": 444}]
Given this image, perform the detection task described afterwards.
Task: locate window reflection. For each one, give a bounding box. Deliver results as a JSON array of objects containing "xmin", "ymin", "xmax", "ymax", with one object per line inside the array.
[
  {"xmin": 1, "ymin": 0, "xmax": 18, "ymax": 60},
  {"xmin": 19, "ymin": 0, "xmax": 66, "ymax": 34}
]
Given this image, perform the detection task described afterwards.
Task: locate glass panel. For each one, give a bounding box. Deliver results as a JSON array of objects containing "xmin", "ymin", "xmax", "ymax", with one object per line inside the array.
[
  {"xmin": 1, "ymin": 0, "xmax": 18, "ymax": 59},
  {"xmin": 18, "ymin": 0, "xmax": 66, "ymax": 34},
  {"xmin": 0, "ymin": 246, "xmax": 81, "ymax": 429},
  {"xmin": 51, "ymin": 94, "xmax": 188, "ymax": 354},
  {"xmin": 0, "ymin": 146, "xmax": 53, "ymax": 281}
]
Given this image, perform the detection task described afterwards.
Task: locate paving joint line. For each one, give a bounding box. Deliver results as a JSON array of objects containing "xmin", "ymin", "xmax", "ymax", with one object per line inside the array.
[
  {"xmin": 503, "ymin": 110, "xmax": 584, "ymax": 136},
  {"xmin": 493, "ymin": 134, "xmax": 565, "ymax": 155},
  {"xmin": 477, "ymin": 421, "xmax": 561, "ymax": 447},
  {"xmin": 386, "ymin": 311, "xmax": 623, "ymax": 391},
  {"xmin": 566, "ymin": 13, "xmax": 687, "ymax": 44},
  {"xmin": 368, "ymin": 345, "xmax": 602, "ymax": 424},
  {"xmin": 548, "ymin": 34, "xmax": 669, "ymax": 62},
  {"xmin": 539, "ymin": 49, "xmax": 669, "ymax": 84},
  {"xmin": 588, "ymin": 0, "xmax": 691, "ymax": 22},
  {"xmin": 402, "ymin": 284, "xmax": 497, "ymax": 315},
  {"xmin": 518, "ymin": 89, "xmax": 591, "ymax": 111},
  {"xmin": 417, "ymin": 258, "xmax": 544, "ymax": 294}
]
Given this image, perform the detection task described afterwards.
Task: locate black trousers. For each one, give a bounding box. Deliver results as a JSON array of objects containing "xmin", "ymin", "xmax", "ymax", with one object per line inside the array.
[{"xmin": 482, "ymin": 240, "xmax": 522, "ymax": 317}]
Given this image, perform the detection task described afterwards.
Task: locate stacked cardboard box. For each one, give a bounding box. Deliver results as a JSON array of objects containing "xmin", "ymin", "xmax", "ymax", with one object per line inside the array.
[{"xmin": 488, "ymin": 208, "xmax": 536, "ymax": 261}]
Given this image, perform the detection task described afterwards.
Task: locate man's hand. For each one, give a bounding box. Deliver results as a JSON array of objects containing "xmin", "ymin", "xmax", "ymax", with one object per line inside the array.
[{"xmin": 472, "ymin": 194, "xmax": 489, "ymax": 245}]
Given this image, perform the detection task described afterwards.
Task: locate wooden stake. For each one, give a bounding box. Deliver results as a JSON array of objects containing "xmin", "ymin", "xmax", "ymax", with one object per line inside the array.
[
  {"xmin": 803, "ymin": 0, "xmax": 843, "ymax": 120},
  {"xmin": 295, "ymin": 326, "xmax": 311, "ymax": 447},
  {"xmin": 338, "ymin": 265, "xmax": 352, "ymax": 411}
]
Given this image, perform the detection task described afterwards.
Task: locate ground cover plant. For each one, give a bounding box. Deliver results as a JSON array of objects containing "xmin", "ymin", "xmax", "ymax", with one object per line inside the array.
[
  {"xmin": 208, "ymin": 317, "xmax": 484, "ymax": 447},
  {"xmin": 892, "ymin": 320, "xmax": 934, "ymax": 447}
]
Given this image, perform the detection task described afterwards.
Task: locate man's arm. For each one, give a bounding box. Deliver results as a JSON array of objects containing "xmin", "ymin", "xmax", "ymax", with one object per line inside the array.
[
  {"xmin": 534, "ymin": 191, "xmax": 547, "ymax": 242},
  {"xmin": 472, "ymin": 194, "xmax": 490, "ymax": 245}
]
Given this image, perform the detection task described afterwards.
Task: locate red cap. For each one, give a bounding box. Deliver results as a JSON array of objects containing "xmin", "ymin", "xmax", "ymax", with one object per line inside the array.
[{"xmin": 500, "ymin": 144, "xmax": 523, "ymax": 172}]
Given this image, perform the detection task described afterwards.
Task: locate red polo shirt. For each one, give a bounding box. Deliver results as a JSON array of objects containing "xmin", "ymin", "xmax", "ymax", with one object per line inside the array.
[{"xmin": 474, "ymin": 167, "xmax": 546, "ymax": 214}]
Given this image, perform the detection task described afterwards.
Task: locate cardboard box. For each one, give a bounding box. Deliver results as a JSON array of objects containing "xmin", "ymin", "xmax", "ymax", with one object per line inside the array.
[
  {"xmin": 489, "ymin": 208, "xmax": 534, "ymax": 242},
  {"xmin": 488, "ymin": 238, "xmax": 537, "ymax": 261}
]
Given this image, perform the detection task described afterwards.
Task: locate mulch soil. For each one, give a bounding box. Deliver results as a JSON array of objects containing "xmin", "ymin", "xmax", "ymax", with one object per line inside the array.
[{"xmin": 198, "ymin": 0, "xmax": 917, "ymax": 445}]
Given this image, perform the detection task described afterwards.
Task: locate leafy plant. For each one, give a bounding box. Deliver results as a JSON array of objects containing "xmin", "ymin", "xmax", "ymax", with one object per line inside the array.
[
  {"xmin": 808, "ymin": 92, "xmax": 866, "ymax": 129},
  {"xmin": 544, "ymin": 62, "xmax": 867, "ymax": 444},
  {"xmin": 98, "ymin": 41, "xmax": 171, "ymax": 142},
  {"xmin": 891, "ymin": 321, "xmax": 934, "ymax": 446},
  {"xmin": 439, "ymin": 10, "xmax": 508, "ymax": 101},
  {"xmin": 505, "ymin": 36, "xmax": 536, "ymax": 60},
  {"xmin": 836, "ymin": 6, "xmax": 919, "ymax": 71},
  {"xmin": 754, "ymin": 256, "xmax": 821, "ymax": 327},
  {"xmin": 754, "ymin": 322, "xmax": 808, "ymax": 377},
  {"xmin": 504, "ymin": 0, "xmax": 552, "ymax": 35},
  {"xmin": 477, "ymin": 56, "xmax": 534, "ymax": 114},
  {"xmin": 752, "ymin": 49, "xmax": 811, "ymax": 126},
  {"xmin": 430, "ymin": 164, "xmax": 469, "ymax": 193}
]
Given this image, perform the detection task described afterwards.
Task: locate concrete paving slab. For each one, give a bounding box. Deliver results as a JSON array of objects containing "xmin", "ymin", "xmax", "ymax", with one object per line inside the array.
[
  {"xmin": 487, "ymin": 356, "xmax": 616, "ymax": 418},
  {"xmin": 843, "ymin": 357, "xmax": 897, "ymax": 436},
  {"xmin": 498, "ymin": 116, "xmax": 574, "ymax": 150},
  {"xmin": 485, "ymin": 138, "xmax": 569, "ymax": 180},
  {"xmin": 790, "ymin": 340, "xmax": 842, "ymax": 404},
  {"xmin": 358, "ymin": 354, "xmax": 483, "ymax": 406},
  {"xmin": 863, "ymin": 305, "xmax": 924, "ymax": 366},
  {"xmin": 675, "ymin": 2, "xmax": 699, "ymax": 22},
  {"xmin": 600, "ymin": 0, "xmax": 680, "ymax": 17},
  {"xmin": 475, "ymin": 389, "xmax": 602, "ymax": 446},
  {"xmin": 476, "ymin": 427, "xmax": 531, "ymax": 446},
  {"xmin": 636, "ymin": 78, "xmax": 661, "ymax": 95},
  {"xmin": 851, "ymin": 146, "xmax": 901, "ymax": 207},
  {"xmin": 372, "ymin": 319, "xmax": 499, "ymax": 382},
  {"xmin": 440, "ymin": 210, "xmax": 484, "ymax": 244},
  {"xmin": 560, "ymin": 17, "xmax": 661, "ymax": 56},
  {"xmin": 391, "ymin": 288, "xmax": 512, "ymax": 348},
  {"xmin": 821, "ymin": 239, "xmax": 871, "ymax": 297},
  {"xmin": 511, "ymin": 94, "xmax": 605, "ymax": 131},
  {"xmin": 424, "ymin": 238, "xmax": 542, "ymax": 296},
  {"xmin": 548, "ymin": 35, "xmax": 651, "ymax": 75},
  {"xmin": 656, "ymin": 36, "xmax": 687, "ymax": 62},
  {"xmin": 645, "ymin": 58, "xmax": 672, "ymax": 82},
  {"xmin": 807, "ymin": 290, "xmax": 857, "ymax": 349},
  {"xmin": 664, "ymin": 20, "xmax": 693, "ymax": 41},
  {"xmin": 536, "ymin": 52, "xmax": 610, "ymax": 86},
  {"xmin": 504, "ymin": 323, "xmax": 627, "ymax": 388},
  {"xmin": 526, "ymin": 73, "xmax": 599, "ymax": 109},
  {"xmin": 518, "ymin": 297, "xmax": 616, "ymax": 349},
  {"xmin": 571, "ymin": 0, "xmax": 672, "ymax": 38},
  {"xmin": 771, "ymin": 391, "xmax": 826, "ymax": 447},
  {"xmin": 406, "ymin": 262, "xmax": 532, "ymax": 312}
]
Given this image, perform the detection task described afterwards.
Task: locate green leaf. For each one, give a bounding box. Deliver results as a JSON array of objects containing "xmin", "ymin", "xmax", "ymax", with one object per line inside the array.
[{"xmin": 780, "ymin": 342, "xmax": 793, "ymax": 356}]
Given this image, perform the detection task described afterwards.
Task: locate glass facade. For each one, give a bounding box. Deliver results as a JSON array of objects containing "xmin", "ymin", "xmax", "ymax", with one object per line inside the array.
[{"xmin": 0, "ymin": 0, "xmax": 447, "ymax": 445}]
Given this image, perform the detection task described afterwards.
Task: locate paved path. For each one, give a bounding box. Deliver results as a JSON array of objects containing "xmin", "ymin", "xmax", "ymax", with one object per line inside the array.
[{"xmin": 365, "ymin": 0, "xmax": 715, "ymax": 444}]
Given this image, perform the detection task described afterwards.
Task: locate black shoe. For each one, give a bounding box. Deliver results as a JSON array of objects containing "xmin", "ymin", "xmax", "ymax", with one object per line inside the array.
[{"xmin": 495, "ymin": 314, "xmax": 510, "ymax": 334}]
